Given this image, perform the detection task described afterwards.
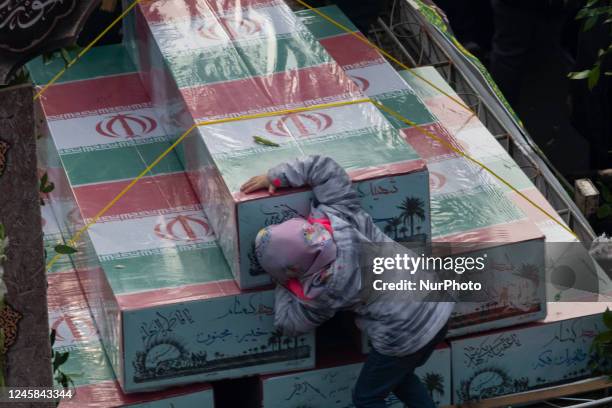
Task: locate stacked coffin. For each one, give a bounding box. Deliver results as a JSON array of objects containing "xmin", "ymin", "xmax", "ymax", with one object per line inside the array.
[
  {"xmin": 30, "ymin": 44, "xmax": 315, "ymax": 395},
  {"xmin": 44, "ymin": 215, "xmax": 216, "ymax": 407},
  {"xmin": 30, "ymin": 1, "xmax": 611, "ymax": 406},
  {"xmin": 124, "ymin": 0, "xmax": 433, "ymax": 289}
]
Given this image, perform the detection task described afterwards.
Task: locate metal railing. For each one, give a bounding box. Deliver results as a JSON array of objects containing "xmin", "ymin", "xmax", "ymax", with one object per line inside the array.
[{"xmin": 369, "ymin": 0, "xmax": 596, "ymax": 244}]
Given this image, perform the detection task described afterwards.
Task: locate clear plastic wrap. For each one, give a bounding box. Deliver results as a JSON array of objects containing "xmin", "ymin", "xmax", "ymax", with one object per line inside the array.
[
  {"xmin": 30, "ymin": 45, "xmax": 315, "ymax": 394},
  {"xmin": 123, "ymin": 0, "xmax": 432, "ymax": 288},
  {"xmin": 46, "ymin": 269, "xmax": 215, "ymax": 407}
]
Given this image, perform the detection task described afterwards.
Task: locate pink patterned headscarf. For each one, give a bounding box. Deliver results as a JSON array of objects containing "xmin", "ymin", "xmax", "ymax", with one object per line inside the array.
[{"xmin": 255, "ymin": 218, "xmax": 337, "ymax": 299}]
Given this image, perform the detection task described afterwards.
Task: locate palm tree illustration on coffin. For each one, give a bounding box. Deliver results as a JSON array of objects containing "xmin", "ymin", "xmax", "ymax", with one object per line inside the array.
[
  {"xmin": 422, "ymin": 372, "xmax": 445, "ymax": 404},
  {"xmin": 384, "ymin": 197, "xmax": 427, "ymax": 242}
]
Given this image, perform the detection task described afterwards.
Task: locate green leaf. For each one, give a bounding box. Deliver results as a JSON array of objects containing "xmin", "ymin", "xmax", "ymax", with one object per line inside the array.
[
  {"xmin": 50, "ymin": 329, "xmax": 56, "ymax": 347},
  {"xmin": 603, "ymin": 308, "xmax": 612, "ymax": 329},
  {"xmin": 584, "ymin": 15, "xmax": 599, "ymax": 31},
  {"xmin": 60, "ymin": 49, "xmax": 72, "ymax": 67},
  {"xmin": 253, "ymin": 136, "xmax": 280, "ymax": 147},
  {"xmin": 598, "ymin": 181, "xmax": 612, "ymax": 203},
  {"xmin": 53, "ymin": 351, "xmax": 69, "ymax": 372},
  {"xmin": 41, "ymin": 182, "xmax": 55, "ymax": 194},
  {"xmin": 588, "ymin": 64, "xmax": 601, "ymax": 90},
  {"xmin": 55, "ymin": 372, "xmax": 69, "ymax": 388},
  {"xmin": 41, "ymin": 172, "xmax": 48, "ymax": 187},
  {"xmin": 54, "ymin": 244, "xmax": 77, "ymax": 255},
  {"xmin": 597, "ymin": 204, "xmax": 612, "ymax": 219},
  {"xmin": 568, "ymin": 69, "xmax": 591, "ymax": 80},
  {"xmin": 0, "ymin": 224, "xmax": 4, "ymax": 240},
  {"xmin": 595, "ymin": 331, "xmax": 612, "ymax": 344}
]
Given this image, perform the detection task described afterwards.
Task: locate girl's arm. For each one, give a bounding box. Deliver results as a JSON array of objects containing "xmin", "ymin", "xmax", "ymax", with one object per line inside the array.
[
  {"xmin": 242, "ymin": 155, "xmax": 360, "ymax": 215},
  {"xmin": 273, "ymin": 284, "xmax": 336, "ymax": 336}
]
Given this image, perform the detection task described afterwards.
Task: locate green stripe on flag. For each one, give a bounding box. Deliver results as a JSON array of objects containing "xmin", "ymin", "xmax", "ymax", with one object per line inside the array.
[
  {"xmin": 216, "ymin": 144, "xmax": 304, "ymax": 193},
  {"xmin": 373, "ymin": 91, "xmax": 437, "ymax": 129},
  {"xmin": 480, "ymin": 156, "xmax": 534, "ymax": 193},
  {"xmin": 60, "ymin": 142, "xmax": 184, "ymax": 186},
  {"xmin": 297, "ymin": 127, "xmax": 419, "ymax": 165},
  {"xmin": 168, "ymin": 35, "xmax": 331, "ymax": 87},
  {"xmin": 53, "ymin": 343, "xmax": 114, "ymax": 387},
  {"xmin": 216, "ymin": 127, "xmax": 420, "ymax": 193},
  {"xmin": 102, "ymin": 246, "xmax": 232, "ymax": 295},
  {"xmin": 296, "ymin": 5, "xmax": 358, "ymax": 39},
  {"xmin": 237, "ymin": 34, "xmax": 331, "ymax": 80},
  {"xmin": 431, "ymin": 185, "xmax": 525, "ymax": 237},
  {"xmin": 398, "ymin": 68, "xmax": 456, "ymax": 100},
  {"xmin": 27, "ymin": 45, "xmax": 137, "ymax": 85}
]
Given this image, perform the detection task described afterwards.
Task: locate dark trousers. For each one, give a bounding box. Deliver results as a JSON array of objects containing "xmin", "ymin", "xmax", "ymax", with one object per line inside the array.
[{"xmin": 353, "ymin": 325, "xmax": 448, "ymax": 408}]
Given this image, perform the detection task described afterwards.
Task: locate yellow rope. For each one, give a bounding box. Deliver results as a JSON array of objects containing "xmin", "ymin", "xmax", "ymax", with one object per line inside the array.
[
  {"xmin": 45, "ymin": 98, "xmax": 370, "ymax": 269},
  {"xmin": 33, "ymin": 0, "xmax": 143, "ymax": 101},
  {"xmin": 371, "ymin": 100, "xmax": 576, "ymax": 238},
  {"xmin": 42, "ymin": 0, "xmax": 576, "ymax": 270},
  {"xmin": 295, "ymin": 0, "xmax": 472, "ymax": 113}
]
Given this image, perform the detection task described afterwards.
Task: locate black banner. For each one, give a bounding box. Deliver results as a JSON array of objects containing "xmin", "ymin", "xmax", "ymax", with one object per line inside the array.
[{"xmin": 0, "ymin": 0, "xmax": 100, "ymax": 84}]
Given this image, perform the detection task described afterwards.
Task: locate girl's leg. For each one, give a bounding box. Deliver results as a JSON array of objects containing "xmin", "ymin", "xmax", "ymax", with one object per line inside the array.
[
  {"xmin": 354, "ymin": 325, "xmax": 448, "ymax": 408},
  {"xmin": 353, "ymin": 350, "xmax": 414, "ymax": 408},
  {"xmin": 393, "ymin": 373, "xmax": 436, "ymax": 408}
]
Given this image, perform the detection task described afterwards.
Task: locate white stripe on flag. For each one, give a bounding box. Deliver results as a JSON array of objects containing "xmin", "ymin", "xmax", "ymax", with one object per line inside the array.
[
  {"xmin": 455, "ymin": 125, "xmax": 511, "ymax": 161},
  {"xmin": 88, "ymin": 210, "xmax": 217, "ymax": 256},
  {"xmin": 345, "ymin": 63, "xmax": 412, "ymax": 98},
  {"xmin": 150, "ymin": 5, "xmax": 299, "ymax": 54},
  {"xmin": 198, "ymin": 102, "xmax": 391, "ymax": 155},
  {"xmin": 427, "ymin": 156, "xmax": 497, "ymax": 197},
  {"xmin": 48, "ymin": 107, "xmax": 166, "ymax": 151}
]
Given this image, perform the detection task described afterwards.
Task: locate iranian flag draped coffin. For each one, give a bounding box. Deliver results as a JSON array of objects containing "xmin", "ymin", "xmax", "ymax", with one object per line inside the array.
[
  {"xmin": 46, "ymin": 267, "xmax": 216, "ymax": 406},
  {"xmin": 30, "ymin": 45, "xmax": 315, "ymax": 394},
  {"xmin": 123, "ymin": 0, "xmax": 432, "ymax": 288}
]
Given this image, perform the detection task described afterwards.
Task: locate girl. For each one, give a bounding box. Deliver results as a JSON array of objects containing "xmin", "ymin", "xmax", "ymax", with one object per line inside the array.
[{"xmin": 241, "ymin": 155, "xmax": 453, "ymax": 408}]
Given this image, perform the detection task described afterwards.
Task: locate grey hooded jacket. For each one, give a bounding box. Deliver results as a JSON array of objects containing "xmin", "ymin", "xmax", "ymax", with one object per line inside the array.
[{"xmin": 267, "ymin": 155, "xmax": 454, "ymax": 356}]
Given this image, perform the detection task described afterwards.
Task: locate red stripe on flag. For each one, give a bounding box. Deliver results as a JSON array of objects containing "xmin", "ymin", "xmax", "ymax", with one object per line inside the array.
[
  {"xmin": 139, "ymin": 0, "xmax": 278, "ymax": 24},
  {"xmin": 401, "ymin": 123, "xmax": 462, "ymax": 162},
  {"xmin": 183, "ymin": 64, "xmax": 361, "ymax": 119},
  {"xmin": 59, "ymin": 380, "xmax": 213, "ymax": 407},
  {"xmin": 320, "ymin": 33, "xmax": 384, "ymax": 69},
  {"xmin": 74, "ymin": 173, "xmax": 201, "ymax": 219},
  {"xmin": 117, "ymin": 279, "xmax": 250, "ymax": 311},
  {"xmin": 508, "ymin": 188, "xmax": 563, "ymax": 225},
  {"xmin": 41, "ymin": 74, "xmax": 150, "ymax": 117}
]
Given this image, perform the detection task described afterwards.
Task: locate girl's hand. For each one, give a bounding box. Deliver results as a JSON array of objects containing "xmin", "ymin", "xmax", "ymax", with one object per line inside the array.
[{"xmin": 240, "ymin": 174, "xmax": 277, "ymax": 194}]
